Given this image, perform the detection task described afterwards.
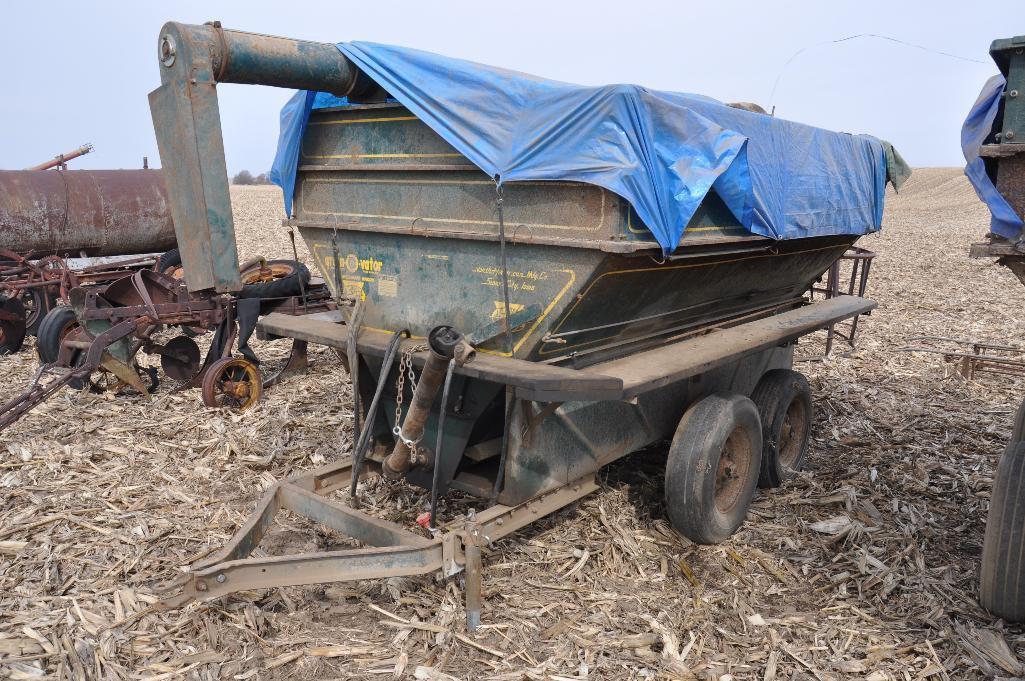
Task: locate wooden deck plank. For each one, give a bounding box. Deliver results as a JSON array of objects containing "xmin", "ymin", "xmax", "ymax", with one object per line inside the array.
[
  {"xmin": 586, "ymin": 296, "xmax": 876, "ymax": 398},
  {"xmin": 260, "ymin": 297, "xmax": 873, "ymax": 403},
  {"xmin": 257, "ymin": 311, "xmax": 624, "ymax": 402}
]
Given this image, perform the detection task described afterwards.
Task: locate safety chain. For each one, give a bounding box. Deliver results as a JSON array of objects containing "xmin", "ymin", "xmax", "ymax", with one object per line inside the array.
[{"xmin": 393, "ymin": 343, "xmax": 428, "ymax": 455}]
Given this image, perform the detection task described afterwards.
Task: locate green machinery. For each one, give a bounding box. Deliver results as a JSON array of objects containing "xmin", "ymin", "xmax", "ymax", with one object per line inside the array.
[{"xmin": 150, "ymin": 22, "xmax": 875, "ymax": 628}]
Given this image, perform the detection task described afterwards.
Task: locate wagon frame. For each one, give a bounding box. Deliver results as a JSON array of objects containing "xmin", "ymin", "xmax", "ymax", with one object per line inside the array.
[{"xmin": 159, "ymin": 295, "xmax": 873, "ymax": 626}]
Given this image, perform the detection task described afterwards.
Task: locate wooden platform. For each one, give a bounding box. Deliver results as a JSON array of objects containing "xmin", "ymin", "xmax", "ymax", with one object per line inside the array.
[
  {"xmin": 258, "ymin": 295, "xmax": 874, "ymax": 403},
  {"xmin": 587, "ymin": 296, "xmax": 876, "ymax": 399},
  {"xmin": 258, "ymin": 311, "xmax": 623, "ymax": 402}
]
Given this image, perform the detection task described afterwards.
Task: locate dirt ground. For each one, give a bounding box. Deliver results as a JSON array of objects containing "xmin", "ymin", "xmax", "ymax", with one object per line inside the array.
[{"xmin": 2, "ymin": 173, "xmax": 1025, "ymax": 680}]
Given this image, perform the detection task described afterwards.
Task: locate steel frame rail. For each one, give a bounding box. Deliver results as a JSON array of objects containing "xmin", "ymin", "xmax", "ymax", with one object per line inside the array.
[{"xmin": 159, "ymin": 459, "xmax": 597, "ymax": 629}]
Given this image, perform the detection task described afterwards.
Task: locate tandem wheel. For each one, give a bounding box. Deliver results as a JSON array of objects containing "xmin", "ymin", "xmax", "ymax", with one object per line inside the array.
[
  {"xmin": 664, "ymin": 392, "xmax": 762, "ymax": 544},
  {"xmin": 750, "ymin": 369, "xmax": 813, "ymax": 488}
]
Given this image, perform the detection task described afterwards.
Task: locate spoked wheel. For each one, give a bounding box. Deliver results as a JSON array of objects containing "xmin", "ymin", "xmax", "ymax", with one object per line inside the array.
[
  {"xmin": 201, "ymin": 357, "xmax": 263, "ymax": 410},
  {"xmin": 18, "ymin": 287, "xmax": 54, "ymax": 336},
  {"xmin": 665, "ymin": 392, "xmax": 762, "ymax": 544},
  {"xmin": 0, "ymin": 297, "xmax": 27, "ymax": 355},
  {"xmin": 238, "ymin": 259, "xmax": 310, "ymax": 299},
  {"xmin": 750, "ymin": 369, "xmax": 813, "ymax": 488}
]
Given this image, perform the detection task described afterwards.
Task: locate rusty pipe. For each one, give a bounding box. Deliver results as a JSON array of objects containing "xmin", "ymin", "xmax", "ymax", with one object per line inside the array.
[
  {"xmin": 382, "ymin": 326, "xmax": 473, "ymax": 480},
  {"xmin": 464, "ymin": 532, "xmax": 483, "ymax": 631},
  {"xmin": 0, "ymin": 170, "xmax": 175, "ymax": 257},
  {"xmin": 27, "ymin": 143, "xmax": 93, "ymax": 171}
]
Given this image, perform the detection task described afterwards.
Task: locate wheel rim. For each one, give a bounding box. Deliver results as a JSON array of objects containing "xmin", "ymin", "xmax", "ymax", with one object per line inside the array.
[
  {"xmin": 778, "ymin": 397, "xmax": 808, "ymax": 470},
  {"xmin": 165, "ymin": 265, "xmax": 185, "ymax": 279},
  {"xmin": 59, "ymin": 320, "xmax": 78, "ymax": 344},
  {"xmin": 715, "ymin": 428, "xmax": 754, "ymax": 513},
  {"xmin": 204, "ymin": 359, "xmax": 261, "ymax": 409},
  {"xmin": 19, "ymin": 290, "xmax": 40, "ymax": 328},
  {"xmin": 241, "ymin": 263, "xmax": 294, "ymax": 285}
]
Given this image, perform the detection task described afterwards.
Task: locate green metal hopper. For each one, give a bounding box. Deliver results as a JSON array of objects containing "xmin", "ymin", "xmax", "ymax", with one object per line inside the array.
[{"xmin": 149, "ymin": 22, "xmax": 877, "ymax": 628}]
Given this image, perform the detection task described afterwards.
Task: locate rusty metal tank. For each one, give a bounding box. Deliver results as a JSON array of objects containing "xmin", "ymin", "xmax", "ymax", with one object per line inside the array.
[{"xmin": 0, "ymin": 169, "xmax": 176, "ymax": 256}]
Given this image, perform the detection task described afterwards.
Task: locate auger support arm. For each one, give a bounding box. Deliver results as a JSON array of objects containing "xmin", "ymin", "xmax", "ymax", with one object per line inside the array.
[{"xmin": 148, "ymin": 21, "xmax": 369, "ymax": 293}]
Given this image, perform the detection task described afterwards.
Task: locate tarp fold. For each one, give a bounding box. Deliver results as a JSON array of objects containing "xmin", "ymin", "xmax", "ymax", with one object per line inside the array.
[{"xmin": 271, "ymin": 43, "xmax": 890, "ymax": 254}]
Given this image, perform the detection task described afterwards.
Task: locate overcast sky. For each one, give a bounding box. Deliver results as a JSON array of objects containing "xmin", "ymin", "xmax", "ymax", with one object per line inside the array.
[{"xmin": 0, "ymin": 1, "xmax": 1014, "ymax": 180}]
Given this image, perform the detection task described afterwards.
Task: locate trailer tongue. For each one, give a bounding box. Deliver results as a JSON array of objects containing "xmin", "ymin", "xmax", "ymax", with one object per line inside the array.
[{"xmin": 143, "ymin": 21, "xmax": 893, "ymax": 628}]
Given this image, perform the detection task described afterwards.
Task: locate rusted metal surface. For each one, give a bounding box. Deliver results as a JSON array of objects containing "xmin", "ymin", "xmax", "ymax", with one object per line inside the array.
[
  {"xmin": 0, "ymin": 266, "xmax": 337, "ymax": 433},
  {"xmin": 201, "ymin": 357, "xmax": 263, "ymax": 409},
  {"xmin": 383, "ymin": 327, "xmax": 475, "ymax": 480},
  {"xmin": 0, "ymin": 249, "xmax": 159, "ymax": 336},
  {"xmin": 27, "ymin": 143, "xmax": 94, "ymax": 171},
  {"xmin": 150, "ymin": 21, "xmax": 372, "ymax": 293},
  {"xmin": 900, "ymin": 336, "xmax": 1025, "ymax": 380},
  {"xmin": 0, "ymin": 169, "xmax": 175, "ymax": 256},
  {"xmin": 0, "ymin": 318, "xmax": 140, "ymax": 432}
]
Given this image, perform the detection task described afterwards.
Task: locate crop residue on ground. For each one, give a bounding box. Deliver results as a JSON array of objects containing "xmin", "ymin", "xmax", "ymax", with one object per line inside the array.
[{"xmin": 1, "ymin": 174, "xmax": 1024, "ymax": 679}]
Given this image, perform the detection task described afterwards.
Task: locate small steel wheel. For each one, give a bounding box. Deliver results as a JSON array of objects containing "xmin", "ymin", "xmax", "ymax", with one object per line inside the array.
[
  {"xmin": 664, "ymin": 392, "xmax": 762, "ymax": 544},
  {"xmin": 750, "ymin": 369, "xmax": 813, "ymax": 488},
  {"xmin": 237, "ymin": 259, "xmax": 310, "ymax": 299},
  {"xmin": 0, "ymin": 296, "xmax": 27, "ymax": 355},
  {"xmin": 201, "ymin": 357, "xmax": 263, "ymax": 410}
]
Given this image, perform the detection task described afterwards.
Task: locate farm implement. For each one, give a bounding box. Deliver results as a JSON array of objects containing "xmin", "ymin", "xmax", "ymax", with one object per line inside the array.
[
  {"xmin": 134, "ymin": 21, "xmax": 897, "ymax": 630},
  {"xmin": 0, "ymin": 259, "xmax": 339, "ymax": 433}
]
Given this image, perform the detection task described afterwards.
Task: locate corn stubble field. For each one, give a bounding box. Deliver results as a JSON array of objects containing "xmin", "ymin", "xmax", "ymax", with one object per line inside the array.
[{"xmin": 1, "ymin": 172, "xmax": 1024, "ymax": 680}]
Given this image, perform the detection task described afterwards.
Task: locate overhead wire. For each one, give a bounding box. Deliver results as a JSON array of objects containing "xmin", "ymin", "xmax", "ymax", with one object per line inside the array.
[{"xmin": 768, "ymin": 33, "xmax": 989, "ymax": 114}]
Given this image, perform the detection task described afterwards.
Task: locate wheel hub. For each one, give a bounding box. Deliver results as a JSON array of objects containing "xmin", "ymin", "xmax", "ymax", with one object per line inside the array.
[
  {"xmin": 778, "ymin": 398, "xmax": 807, "ymax": 469},
  {"xmin": 714, "ymin": 429, "xmax": 753, "ymax": 514}
]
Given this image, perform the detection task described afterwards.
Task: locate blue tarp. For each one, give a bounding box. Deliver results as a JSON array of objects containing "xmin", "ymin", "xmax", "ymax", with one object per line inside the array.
[
  {"xmin": 962, "ymin": 74, "xmax": 1024, "ymax": 240},
  {"xmin": 271, "ymin": 43, "xmax": 889, "ymax": 255}
]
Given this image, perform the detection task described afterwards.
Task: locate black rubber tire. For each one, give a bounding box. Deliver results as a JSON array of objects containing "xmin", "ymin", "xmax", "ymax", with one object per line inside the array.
[
  {"xmin": 1011, "ymin": 396, "xmax": 1025, "ymax": 445},
  {"xmin": 750, "ymin": 369, "xmax": 813, "ymax": 488},
  {"xmin": 155, "ymin": 248, "xmax": 182, "ymax": 275},
  {"xmin": 237, "ymin": 259, "xmax": 310, "ymax": 299},
  {"xmin": 981, "ymin": 441, "xmax": 1025, "ymax": 622},
  {"xmin": 665, "ymin": 392, "xmax": 763, "ymax": 544},
  {"xmin": 36, "ymin": 305, "xmax": 79, "ymax": 365}
]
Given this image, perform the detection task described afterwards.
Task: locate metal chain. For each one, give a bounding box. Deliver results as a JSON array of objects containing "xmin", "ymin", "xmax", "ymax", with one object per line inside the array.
[{"xmin": 393, "ymin": 343, "xmax": 428, "ymax": 453}]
